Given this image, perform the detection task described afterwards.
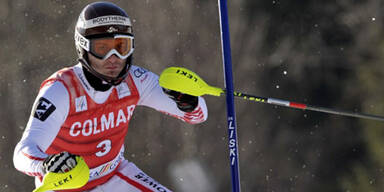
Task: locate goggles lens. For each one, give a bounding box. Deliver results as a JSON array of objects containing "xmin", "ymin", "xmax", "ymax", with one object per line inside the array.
[{"xmin": 90, "ymin": 35, "xmax": 134, "ymax": 60}]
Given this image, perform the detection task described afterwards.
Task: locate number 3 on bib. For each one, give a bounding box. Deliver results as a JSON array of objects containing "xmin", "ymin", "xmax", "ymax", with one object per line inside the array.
[{"xmin": 96, "ymin": 140, "xmax": 111, "ymax": 157}]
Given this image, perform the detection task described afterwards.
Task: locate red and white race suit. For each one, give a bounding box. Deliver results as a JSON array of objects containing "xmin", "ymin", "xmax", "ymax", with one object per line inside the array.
[{"xmin": 13, "ymin": 64, "xmax": 208, "ymax": 192}]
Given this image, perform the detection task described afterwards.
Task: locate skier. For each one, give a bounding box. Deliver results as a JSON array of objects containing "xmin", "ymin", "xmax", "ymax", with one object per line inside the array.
[{"xmin": 13, "ymin": 2, "xmax": 208, "ymax": 192}]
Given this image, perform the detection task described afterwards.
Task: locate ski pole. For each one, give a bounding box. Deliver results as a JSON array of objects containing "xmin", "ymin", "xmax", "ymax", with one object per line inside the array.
[
  {"xmin": 232, "ymin": 91, "xmax": 384, "ymax": 122},
  {"xmin": 159, "ymin": 67, "xmax": 384, "ymax": 122},
  {"xmin": 218, "ymin": 0, "xmax": 241, "ymax": 191}
]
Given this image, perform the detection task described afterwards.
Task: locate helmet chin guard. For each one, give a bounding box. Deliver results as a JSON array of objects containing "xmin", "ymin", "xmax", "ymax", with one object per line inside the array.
[{"xmin": 74, "ymin": 2, "xmax": 134, "ymax": 86}]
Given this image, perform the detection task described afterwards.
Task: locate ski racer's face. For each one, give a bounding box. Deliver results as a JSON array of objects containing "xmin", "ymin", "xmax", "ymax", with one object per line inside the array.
[{"xmin": 88, "ymin": 53, "xmax": 126, "ymax": 78}]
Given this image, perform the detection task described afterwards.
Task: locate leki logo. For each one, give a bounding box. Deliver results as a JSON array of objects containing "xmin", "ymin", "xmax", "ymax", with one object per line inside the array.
[
  {"xmin": 53, "ymin": 174, "xmax": 73, "ymax": 187},
  {"xmin": 175, "ymin": 69, "xmax": 198, "ymax": 82}
]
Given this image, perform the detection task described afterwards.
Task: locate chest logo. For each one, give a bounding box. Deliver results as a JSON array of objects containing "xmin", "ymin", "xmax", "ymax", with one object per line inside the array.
[
  {"xmin": 75, "ymin": 96, "xmax": 88, "ymax": 112},
  {"xmin": 116, "ymin": 82, "xmax": 131, "ymax": 99}
]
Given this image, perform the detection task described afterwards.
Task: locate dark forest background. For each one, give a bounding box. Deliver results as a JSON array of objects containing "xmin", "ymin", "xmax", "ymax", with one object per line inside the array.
[{"xmin": 2, "ymin": 0, "xmax": 384, "ymax": 191}]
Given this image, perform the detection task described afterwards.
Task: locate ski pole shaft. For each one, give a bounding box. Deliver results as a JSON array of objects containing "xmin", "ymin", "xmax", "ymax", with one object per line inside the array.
[
  {"xmin": 218, "ymin": 0, "xmax": 241, "ymax": 191},
  {"xmin": 233, "ymin": 91, "xmax": 384, "ymax": 121}
]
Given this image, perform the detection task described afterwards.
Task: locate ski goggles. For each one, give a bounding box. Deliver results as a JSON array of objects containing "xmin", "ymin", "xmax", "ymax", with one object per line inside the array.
[{"xmin": 89, "ymin": 35, "xmax": 134, "ymax": 60}]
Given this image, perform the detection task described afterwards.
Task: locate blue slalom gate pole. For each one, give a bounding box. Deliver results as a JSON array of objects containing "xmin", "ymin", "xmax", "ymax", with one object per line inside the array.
[{"xmin": 218, "ymin": 0, "xmax": 241, "ymax": 191}]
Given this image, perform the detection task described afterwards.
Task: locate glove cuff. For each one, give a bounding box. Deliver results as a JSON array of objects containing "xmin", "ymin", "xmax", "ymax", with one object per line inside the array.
[{"xmin": 163, "ymin": 88, "xmax": 198, "ymax": 112}]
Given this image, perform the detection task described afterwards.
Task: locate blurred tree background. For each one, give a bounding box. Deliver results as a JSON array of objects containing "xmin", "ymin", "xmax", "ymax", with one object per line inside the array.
[{"xmin": 1, "ymin": 0, "xmax": 384, "ymax": 191}]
